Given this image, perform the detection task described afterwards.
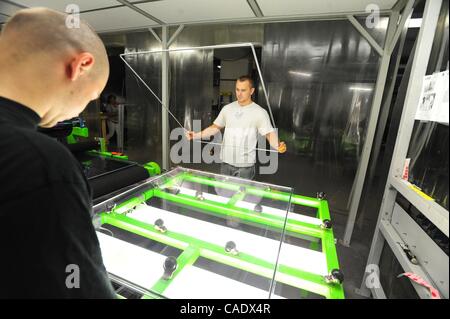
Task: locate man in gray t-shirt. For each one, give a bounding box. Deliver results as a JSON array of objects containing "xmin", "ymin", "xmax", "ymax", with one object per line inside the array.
[{"xmin": 186, "ymin": 75, "xmax": 286, "ymax": 180}]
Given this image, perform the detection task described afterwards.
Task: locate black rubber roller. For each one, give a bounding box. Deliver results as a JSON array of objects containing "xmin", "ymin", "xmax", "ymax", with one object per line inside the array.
[
  {"xmin": 66, "ymin": 141, "xmax": 99, "ymax": 154},
  {"xmin": 89, "ymin": 165, "xmax": 150, "ymax": 199}
]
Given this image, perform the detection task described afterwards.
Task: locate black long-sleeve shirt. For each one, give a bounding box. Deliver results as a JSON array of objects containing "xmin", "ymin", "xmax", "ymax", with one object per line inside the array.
[{"xmin": 0, "ymin": 96, "xmax": 115, "ymax": 298}]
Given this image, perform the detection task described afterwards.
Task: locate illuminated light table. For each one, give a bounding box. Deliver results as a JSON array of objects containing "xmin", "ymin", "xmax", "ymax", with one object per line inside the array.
[{"xmin": 93, "ymin": 167, "xmax": 345, "ymax": 299}]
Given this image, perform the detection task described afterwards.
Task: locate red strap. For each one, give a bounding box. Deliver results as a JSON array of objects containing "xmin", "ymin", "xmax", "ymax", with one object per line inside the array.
[{"xmin": 399, "ymin": 272, "xmax": 441, "ymax": 299}]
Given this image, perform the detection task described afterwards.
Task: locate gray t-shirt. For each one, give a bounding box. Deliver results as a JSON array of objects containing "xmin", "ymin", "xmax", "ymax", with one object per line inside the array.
[{"xmin": 213, "ymin": 101, "xmax": 274, "ymax": 167}]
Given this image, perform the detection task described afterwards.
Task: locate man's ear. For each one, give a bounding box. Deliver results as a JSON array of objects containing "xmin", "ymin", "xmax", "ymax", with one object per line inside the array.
[
  {"xmin": 250, "ymin": 87, "xmax": 255, "ymax": 95},
  {"xmin": 68, "ymin": 52, "xmax": 95, "ymax": 81}
]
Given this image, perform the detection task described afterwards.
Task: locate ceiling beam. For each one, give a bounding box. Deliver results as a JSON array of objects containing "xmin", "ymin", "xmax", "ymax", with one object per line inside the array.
[
  {"xmin": 115, "ymin": 0, "xmax": 165, "ymax": 25},
  {"xmin": 347, "ymin": 14, "xmax": 384, "ymax": 56},
  {"xmin": 247, "ymin": 0, "xmax": 264, "ymax": 18},
  {"xmin": 95, "ymin": 8, "xmax": 393, "ymax": 34}
]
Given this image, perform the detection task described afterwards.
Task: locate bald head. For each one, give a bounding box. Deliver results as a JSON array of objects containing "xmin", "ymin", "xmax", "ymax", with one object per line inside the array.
[
  {"xmin": 0, "ymin": 8, "xmax": 109, "ymax": 127},
  {"xmin": 1, "ymin": 7, "xmax": 108, "ymax": 80}
]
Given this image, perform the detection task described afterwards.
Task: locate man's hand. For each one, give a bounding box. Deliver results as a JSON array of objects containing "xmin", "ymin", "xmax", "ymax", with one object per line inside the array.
[
  {"xmin": 278, "ymin": 141, "xmax": 287, "ymax": 153},
  {"xmin": 185, "ymin": 131, "xmax": 198, "ymax": 140}
]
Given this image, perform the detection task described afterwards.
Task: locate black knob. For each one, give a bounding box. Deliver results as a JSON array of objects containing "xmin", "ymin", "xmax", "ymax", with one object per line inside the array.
[
  {"xmin": 239, "ymin": 186, "xmax": 246, "ymax": 193},
  {"xmin": 163, "ymin": 256, "xmax": 178, "ymax": 280},
  {"xmin": 195, "ymin": 191, "xmax": 205, "ymax": 201},
  {"xmin": 254, "ymin": 204, "xmax": 263, "ymax": 213},
  {"xmin": 225, "ymin": 241, "xmax": 237, "ymax": 253},
  {"xmin": 331, "ymin": 269, "xmax": 344, "ymax": 284},
  {"xmin": 321, "ymin": 219, "xmax": 332, "ymax": 229},
  {"xmin": 317, "ymin": 192, "xmax": 326, "ymax": 200},
  {"xmin": 154, "ymin": 219, "xmax": 167, "ymax": 233},
  {"xmin": 155, "ymin": 219, "xmax": 164, "ymax": 228}
]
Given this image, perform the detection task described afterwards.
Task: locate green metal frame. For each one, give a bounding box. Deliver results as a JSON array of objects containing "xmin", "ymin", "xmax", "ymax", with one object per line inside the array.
[{"xmin": 99, "ymin": 169, "xmax": 345, "ymax": 299}]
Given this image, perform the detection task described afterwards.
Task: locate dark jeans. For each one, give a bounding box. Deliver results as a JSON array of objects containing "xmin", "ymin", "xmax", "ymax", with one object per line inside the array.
[{"xmin": 220, "ymin": 162, "xmax": 255, "ymax": 180}]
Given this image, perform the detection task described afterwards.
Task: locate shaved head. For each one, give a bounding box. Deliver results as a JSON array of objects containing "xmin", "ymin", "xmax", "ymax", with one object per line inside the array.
[
  {"xmin": 0, "ymin": 7, "xmax": 109, "ymax": 127},
  {"xmin": 1, "ymin": 7, "xmax": 108, "ymax": 80}
]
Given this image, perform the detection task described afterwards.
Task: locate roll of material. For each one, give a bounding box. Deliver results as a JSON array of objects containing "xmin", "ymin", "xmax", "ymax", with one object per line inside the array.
[
  {"xmin": 66, "ymin": 141, "xmax": 99, "ymax": 154},
  {"xmin": 89, "ymin": 164, "xmax": 150, "ymax": 199}
]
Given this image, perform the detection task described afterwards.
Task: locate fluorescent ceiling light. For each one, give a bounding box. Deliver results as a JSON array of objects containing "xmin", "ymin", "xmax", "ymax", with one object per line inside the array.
[
  {"xmin": 349, "ymin": 86, "xmax": 373, "ymax": 92},
  {"xmin": 289, "ymin": 71, "xmax": 312, "ymax": 77}
]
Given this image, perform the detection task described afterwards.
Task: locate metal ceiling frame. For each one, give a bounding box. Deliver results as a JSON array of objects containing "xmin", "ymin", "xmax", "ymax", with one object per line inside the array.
[
  {"xmin": 356, "ymin": 0, "xmax": 446, "ymax": 299},
  {"xmin": 1, "ymin": 0, "xmax": 396, "ymax": 29}
]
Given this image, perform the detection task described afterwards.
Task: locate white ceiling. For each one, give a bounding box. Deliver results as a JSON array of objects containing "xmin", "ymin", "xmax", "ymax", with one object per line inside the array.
[
  {"xmin": 2, "ymin": 0, "xmax": 400, "ymax": 33},
  {"xmin": 82, "ymin": 6, "xmax": 159, "ymax": 32},
  {"xmin": 12, "ymin": 0, "xmax": 120, "ymax": 12},
  {"xmin": 135, "ymin": 0, "xmax": 255, "ymax": 24}
]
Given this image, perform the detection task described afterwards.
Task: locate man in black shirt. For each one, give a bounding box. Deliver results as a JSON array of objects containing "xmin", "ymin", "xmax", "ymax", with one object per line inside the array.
[{"xmin": 0, "ymin": 8, "xmax": 115, "ymax": 298}]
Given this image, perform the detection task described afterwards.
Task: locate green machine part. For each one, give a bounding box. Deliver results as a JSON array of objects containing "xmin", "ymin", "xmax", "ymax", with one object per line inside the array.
[
  {"xmin": 100, "ymin": 170, "xmax": 345, "ymax": 299},
  {"xmin": 67, "ymin": 126, "xmax": 89, "ymax": 144},
  {"xmin": 142, "ymin": 162, "xmax": 161, "ymax": 177}
]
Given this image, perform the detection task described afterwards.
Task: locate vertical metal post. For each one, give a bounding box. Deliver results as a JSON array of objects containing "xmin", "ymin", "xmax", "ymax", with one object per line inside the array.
[
  {"xmin": 162, "ymin": 26, "xmax": 170, "ymax": 170},
  {"xmin": 118, "ymin": 104, "xmax": 125, "ymax": 152},
  {"xmin": 342, "ymin": 10, "xmax": 400, "ymax": 246},
  {"xmin": 357, "ymin": 0, "xmax": 443, "ymax": 298}
]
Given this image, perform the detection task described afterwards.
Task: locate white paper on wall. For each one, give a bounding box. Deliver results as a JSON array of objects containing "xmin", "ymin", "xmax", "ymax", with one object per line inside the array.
[{"xmin": 415, "ymin": 70, "xmax": 449, "ymax": 124}]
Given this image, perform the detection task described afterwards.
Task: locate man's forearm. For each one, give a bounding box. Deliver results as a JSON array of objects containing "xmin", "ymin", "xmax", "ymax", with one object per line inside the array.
[
  {"xmin": 196, "ymin": 125, "xmax": 221, "ymax": 139},
  {"xmin": 266, "ymin": 131, "xmax": 279, "ymax": 149}
]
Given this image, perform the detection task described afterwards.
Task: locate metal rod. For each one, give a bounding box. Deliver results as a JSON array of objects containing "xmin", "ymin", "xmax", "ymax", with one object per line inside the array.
[
  {"xmin": 250, "ymin": 44, "xmax": 276, "ymax": 128},
  {"xmin": 148, "ymin": 27, "xmax": 161, "ymax": 43},
  {"xmin": 342, "ymin": 9, "xmax": 400, "ymax": 247},
  {"xmin": 246, "ymin": 0, "xmax": 264, "ymax": 18},
  {"xmin": 387, "ymin": 0, "xmax": 415, "ymax": 55},
  {"xmin": 115, "ymin": 0, "xmax": 165, "ymax": 25},
  {"xmin": 167, "ymin": 24, "xmax": 185, "ymax": 47},
  {"xmin": 161, "ymin": 25, "xmax": 170, "ymax": 170},
  {"xmin": 347, "ymin": 15, "xmax": 384, "ymax": 56},
  {"xmin": 193, "ymin": 140, "xmax": 280, "ymax": 153},
  {"xmin": 119, "ymin": 55, "xmax": 186, "ymax": 131},
  {"xmin": 120, "ymin": 42, "xmax": 277, "ymax": 129},
  {"xmin": 120, "ymin": 42, "xmax": 261, "ymax": 56}
]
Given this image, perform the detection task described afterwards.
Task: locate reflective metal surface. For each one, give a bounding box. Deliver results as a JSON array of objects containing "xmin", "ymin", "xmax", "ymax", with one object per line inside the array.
[
  {"xmin": 168, "ymin": 49, "xmax": 213, "ymax": 160},
  {"xmin": 124, "ymin": 32, "xmax": 162, "ymax": 165},
  {"xmin": 259, "ymin": 20, "xmax": 382, "ymax": 212}
]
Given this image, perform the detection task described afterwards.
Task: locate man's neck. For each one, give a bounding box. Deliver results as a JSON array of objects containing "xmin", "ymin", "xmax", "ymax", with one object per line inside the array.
[
  {"xmin": 237, "ymin": 100, "xmax": 253, "ymax": 107},
  {"xmin": 0, "ymin": 74, "xmax": 49, "ymax": 119}
]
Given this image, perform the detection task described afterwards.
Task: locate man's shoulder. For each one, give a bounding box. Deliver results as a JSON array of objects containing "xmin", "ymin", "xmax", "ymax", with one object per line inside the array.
[
  {"xmin": 5, "ymin": 127, "xmax": 84, "ymax": 181},
  {"xmin": 251, "ymin": 103, "xmax": 270, "ymax": 116}
]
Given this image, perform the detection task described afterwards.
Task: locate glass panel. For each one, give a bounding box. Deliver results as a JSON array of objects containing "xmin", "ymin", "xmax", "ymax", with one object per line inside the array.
[
  {"xmin": 260, "ymin": 20, "xmax": 381, "ymax": 214},
  {"xmin": 93, "ymin": 167, "xmax": 293, "ymax": 299},
  {"xmin": 269, "ymin": 197, "xmax": 344, "ymax": 299},
  {"xmin": 123, "ymin": 33, "xmax": 162, "ymax": 165}
]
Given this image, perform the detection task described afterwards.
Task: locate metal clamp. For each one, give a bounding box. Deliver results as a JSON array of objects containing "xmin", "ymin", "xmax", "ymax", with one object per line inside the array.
[{"xmin": 397, "ymin": 242, "xmax": 419, "ymax": 265}]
